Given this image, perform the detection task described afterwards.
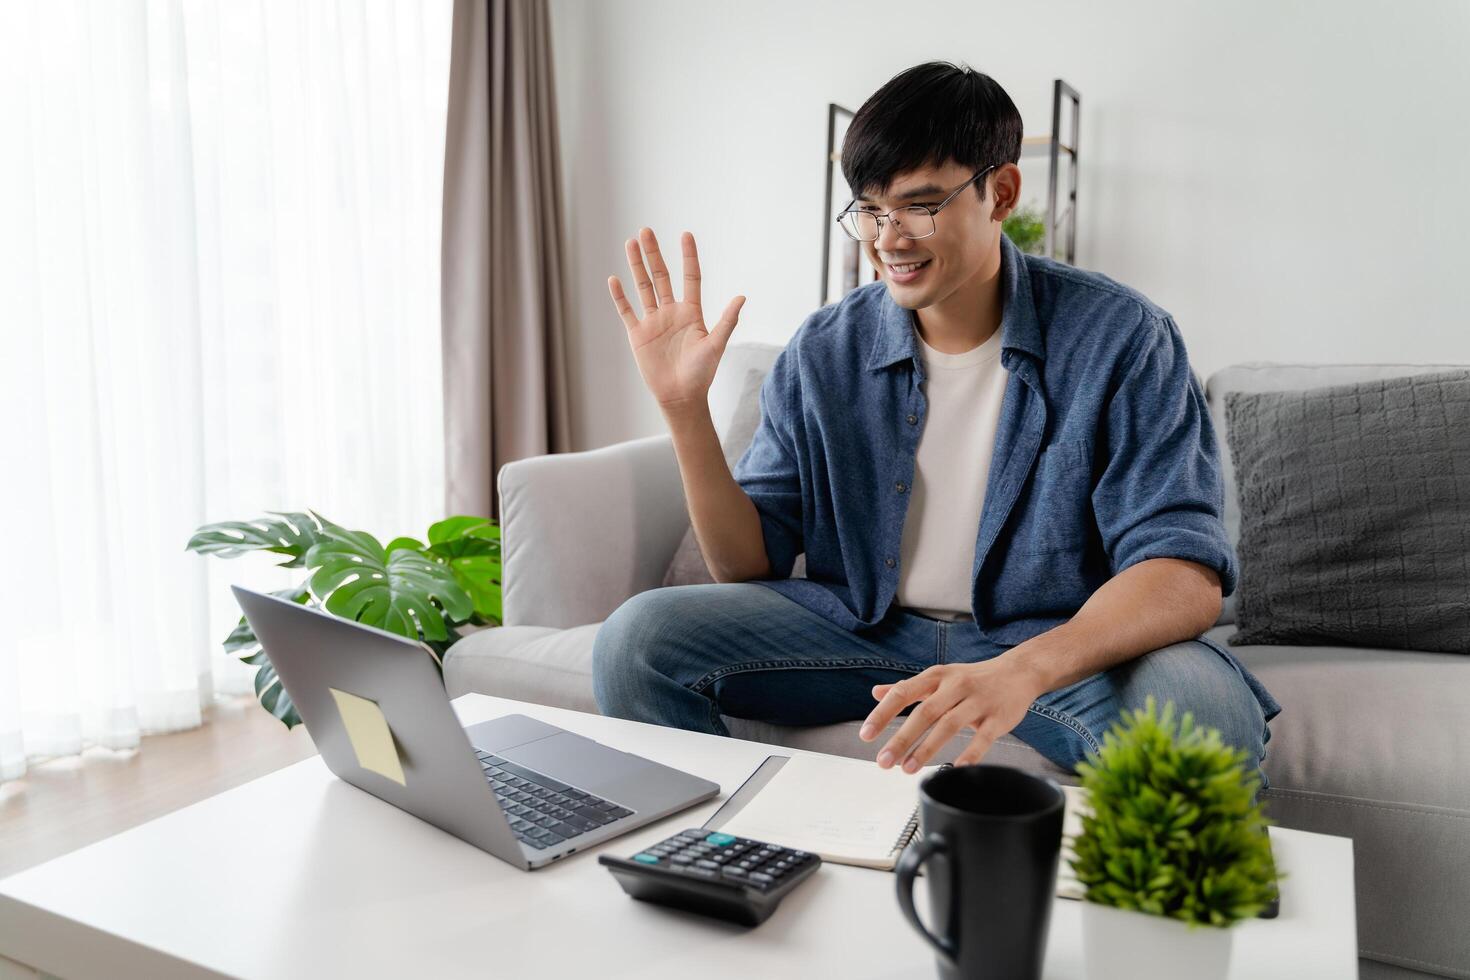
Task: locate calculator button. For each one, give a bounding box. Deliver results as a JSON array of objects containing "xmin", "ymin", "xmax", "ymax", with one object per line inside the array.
[
  {"xmin": 748, "ymin": 872, "xmax": 775, "ymax": 886},
  {"xmin": 721, "ymin": 866, "xmax": 747, "ymax": 877},
  {"xmin": 694, "ymin": 859, "xmax": 719, "ymax": 869},
  {"xmin": 670, "ymin": 855, "xmax": 694, "ymax": 864},
  {"xmin": 633, "ymin": 853, "xmax": 659, "ymax": 864},
  {"xmin": 704, "ymin": 832, "xmax": 737, "ymax": 846}
]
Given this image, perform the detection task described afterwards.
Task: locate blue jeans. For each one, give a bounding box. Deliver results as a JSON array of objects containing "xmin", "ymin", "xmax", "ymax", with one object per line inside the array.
[{"xmin": 591, "ymin": 583, "xmax": 1280, "ymax": 783}]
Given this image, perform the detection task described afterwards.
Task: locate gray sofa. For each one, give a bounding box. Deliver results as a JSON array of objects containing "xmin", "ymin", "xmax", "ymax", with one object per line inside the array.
[{"xmin": 446, "ymin": 344, "xmax": 1470, "ymax": 980}]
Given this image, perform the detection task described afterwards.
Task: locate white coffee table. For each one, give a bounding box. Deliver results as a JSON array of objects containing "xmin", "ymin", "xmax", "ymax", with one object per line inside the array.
[{"xmin": 0, "ymin": 694, "xmax": 1357, "ymax": 979}]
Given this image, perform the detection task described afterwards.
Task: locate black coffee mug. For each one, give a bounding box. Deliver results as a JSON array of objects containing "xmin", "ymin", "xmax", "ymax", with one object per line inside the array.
[{"xmin": 895, "ymin": 764, "xmax": 1065, "ymax": 980}]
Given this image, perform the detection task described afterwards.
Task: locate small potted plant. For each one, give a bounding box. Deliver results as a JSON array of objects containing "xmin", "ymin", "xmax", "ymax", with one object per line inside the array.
[{"xmin": 1069, "ymin": 697, "xmax": 1280, "ymax": 980}]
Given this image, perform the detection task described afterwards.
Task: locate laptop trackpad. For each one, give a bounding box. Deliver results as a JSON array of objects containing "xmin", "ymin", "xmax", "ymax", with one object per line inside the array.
[{"xmin": 499, "ymin": 732, "xmax": 641, "ymax": 797}]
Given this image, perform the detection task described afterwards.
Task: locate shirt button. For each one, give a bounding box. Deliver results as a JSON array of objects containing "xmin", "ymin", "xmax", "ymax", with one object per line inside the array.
[
  {"xmin": 895, "ymin": 482, "xmax": 907, "ymax": 494},
  {"xmin": 906, "ymin": 414, "xmax": 918, "ymax": 425},
  {"xmin": 885, "ymin": 557, "xmax": 896, "ymax": 568}
]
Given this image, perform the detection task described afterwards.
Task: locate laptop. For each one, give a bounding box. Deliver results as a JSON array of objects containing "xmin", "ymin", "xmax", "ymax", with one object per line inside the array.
[{"xmin": 232, "ymin": 586, "xmax": 721, "ymax": 870}]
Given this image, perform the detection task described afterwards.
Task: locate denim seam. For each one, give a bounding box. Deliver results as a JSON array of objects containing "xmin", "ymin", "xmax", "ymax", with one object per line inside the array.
[
  {"xmin": 689, "ymin": 657, "xmax": 920, "ymax": 696},
  {"xmin": 1025, "ymin": 702, "xmax": 1101, "ymax": 753},
  {"xmin": 936, "ymin": 621, "xmax": 947, "ymax": 665}
]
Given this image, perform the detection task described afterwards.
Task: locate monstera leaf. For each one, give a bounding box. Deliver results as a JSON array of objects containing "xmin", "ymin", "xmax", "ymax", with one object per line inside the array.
[
  {"xmin": 426, "ymin": 516, "xmax": 502, "ymax": 625},
  {"xmin": 306, "ymin": 527, "xmax": 473, "ymax": 641},
  {"xmin": 185, "ymin": 510, "xmax": 341, "ymax": 568},
  {"xmin": 190, "ymin": 510, "xmax": 503, "ymax": 729},
  {"xmin": 221, "ymin": 584, "xmax": 312, "ymax": 728}
]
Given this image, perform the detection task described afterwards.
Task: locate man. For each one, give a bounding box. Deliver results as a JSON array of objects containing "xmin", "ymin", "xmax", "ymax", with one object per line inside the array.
[{"xmin": 593, "ymin": 62, "xmax": 1280, "ymax": 780}]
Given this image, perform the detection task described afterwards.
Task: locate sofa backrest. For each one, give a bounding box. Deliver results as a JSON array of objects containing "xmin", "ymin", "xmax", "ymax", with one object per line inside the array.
[
  {"xmin": 708, "ymin": 342, "xmax": 783, "ymax": 437},
  {"xmin": 720, "ymin": 344, "xmax": 1470, "ymax": 626}
]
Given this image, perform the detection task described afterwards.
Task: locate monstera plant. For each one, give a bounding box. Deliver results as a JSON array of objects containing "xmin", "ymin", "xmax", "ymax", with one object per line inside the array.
[{"xmin": 185, "ymin": 511, "xmax": 501, "ymax": 728}]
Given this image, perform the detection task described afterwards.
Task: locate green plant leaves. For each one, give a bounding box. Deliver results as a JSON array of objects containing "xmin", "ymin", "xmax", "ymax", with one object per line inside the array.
[
  {"xmin": 1069, "ymin": 696, "xmax": 1280, "ymax": 927},
  {"xmin": 306, "ymin": 528, "xmax": 472, "ymax": 641},
  {"xmin": 428, "ymin": 515, "xmax": 500, "ymax": 551},
  {"xmin": 425, "ymin": 515, "xmax": 502, "ymax": 625},
  {"xmin": 1002, "ymin": 205, "xmax": 1048, "ymax": 257},
  {"xmin": 189, "ymin": 510, "xmax": 504, "ymax": 729},
  {"xmin": 185, "ymin": 511, "xmax": 340, "ymax": 568},
  {"xmin": 220, "ymin": 584, "xmax": 311, "ymax": 728}
]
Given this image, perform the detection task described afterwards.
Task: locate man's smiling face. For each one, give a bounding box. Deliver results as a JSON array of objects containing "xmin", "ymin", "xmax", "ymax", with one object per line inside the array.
[{"xmin": 855, "ymin": 160, "xmax": 1001, "ymax": 312}]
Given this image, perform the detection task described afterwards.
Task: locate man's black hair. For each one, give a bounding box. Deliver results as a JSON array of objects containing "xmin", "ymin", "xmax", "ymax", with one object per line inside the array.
[{"xmin": 841, "ymin": 62, "xmax": 1023, "ymax": 203}]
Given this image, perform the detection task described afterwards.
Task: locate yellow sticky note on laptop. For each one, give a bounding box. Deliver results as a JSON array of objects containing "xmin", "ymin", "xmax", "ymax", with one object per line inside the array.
[{"xmin": 329, "ymin": 687, "xmax": 406, "ymax": 786}]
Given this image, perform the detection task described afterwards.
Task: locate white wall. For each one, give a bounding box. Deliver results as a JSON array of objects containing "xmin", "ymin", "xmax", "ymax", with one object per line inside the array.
[{"xmin": 550, "ymin": 0, "xmax": 1470, "ymax": 451}]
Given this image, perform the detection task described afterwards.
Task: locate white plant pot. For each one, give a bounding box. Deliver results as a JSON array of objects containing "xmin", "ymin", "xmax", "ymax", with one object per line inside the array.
[{"xmin": 1081, "ymin": 901, "xmax": 1233, "ymax": 980}]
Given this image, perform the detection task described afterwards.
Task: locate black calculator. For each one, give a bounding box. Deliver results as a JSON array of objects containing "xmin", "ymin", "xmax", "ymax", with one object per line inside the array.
[{"xmin": 599, "ymin": 828, "xmax": 821, "ymax": 926}]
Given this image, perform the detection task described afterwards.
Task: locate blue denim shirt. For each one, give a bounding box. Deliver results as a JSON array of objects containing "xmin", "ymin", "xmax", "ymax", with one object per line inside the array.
[{"xmin": 732, "ymin": 233, "xmax": 1237, "ymax": 649}]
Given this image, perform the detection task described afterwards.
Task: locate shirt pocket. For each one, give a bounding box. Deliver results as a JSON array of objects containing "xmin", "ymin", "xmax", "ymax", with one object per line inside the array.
[{"xmin": 1010, "ymin": 438, "xmax": 1093, "ymax": 555}]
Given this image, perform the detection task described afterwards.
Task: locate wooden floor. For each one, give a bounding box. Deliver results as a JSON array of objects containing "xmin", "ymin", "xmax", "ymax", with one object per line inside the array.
[{"xmin": 0, "ymin": 695, "xmax": 319, "ymax": 881}]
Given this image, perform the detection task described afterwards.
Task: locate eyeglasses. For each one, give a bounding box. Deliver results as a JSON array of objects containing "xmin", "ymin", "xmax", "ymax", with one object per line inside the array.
[{"xmin": 835, "ymin": 165, "xmax": 996, "ymax": 242}]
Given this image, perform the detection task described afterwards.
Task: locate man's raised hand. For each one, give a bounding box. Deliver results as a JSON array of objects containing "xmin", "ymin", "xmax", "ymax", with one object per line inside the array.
[{"xmin": 608, "ymin": 228, "xmax": 746, "ymax": 414}]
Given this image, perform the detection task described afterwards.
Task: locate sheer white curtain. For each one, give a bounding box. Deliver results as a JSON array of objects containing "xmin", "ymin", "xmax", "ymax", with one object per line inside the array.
[{"xmin": 0, "ymin": 0, "xmax": 453, "ymax": 783}]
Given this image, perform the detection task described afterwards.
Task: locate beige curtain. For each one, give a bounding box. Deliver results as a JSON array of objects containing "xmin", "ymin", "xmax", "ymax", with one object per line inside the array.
[{"xmin": 441, "ymin": 0, "xmax": 573, "ymax": 521}]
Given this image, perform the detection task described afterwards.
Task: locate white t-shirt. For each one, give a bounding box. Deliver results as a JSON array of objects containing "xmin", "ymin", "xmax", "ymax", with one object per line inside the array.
[{"xmin": 895, "ymin": 323, "xmax": 1007, "ymax": 621}]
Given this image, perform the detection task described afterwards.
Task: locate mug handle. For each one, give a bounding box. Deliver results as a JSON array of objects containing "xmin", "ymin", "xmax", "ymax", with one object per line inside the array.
[{"xmin": 895, "ymin": 831, "xmax": 957, "ymax": 964}]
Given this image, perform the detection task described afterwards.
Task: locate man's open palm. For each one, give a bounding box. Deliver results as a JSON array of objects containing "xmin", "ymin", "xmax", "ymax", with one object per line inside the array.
[{"xmin": 608, "ymin": 228, "xmax": 746, "ymax": 412}]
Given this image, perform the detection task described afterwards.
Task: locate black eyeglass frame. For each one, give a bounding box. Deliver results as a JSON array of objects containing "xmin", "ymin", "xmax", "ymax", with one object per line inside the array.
[{"xmin": 835, "ymin": 165, "xmax": 998, "ymax": 242}]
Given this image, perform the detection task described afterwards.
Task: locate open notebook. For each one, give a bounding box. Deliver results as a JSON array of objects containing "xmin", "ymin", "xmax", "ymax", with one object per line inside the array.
[
  {"xmin": 703, "ymin": 753, "xmax": 1094, "ymax": 880},
  {"xmin": 703, "ymin": 753, "xmax": 941, "ymax": 869}
]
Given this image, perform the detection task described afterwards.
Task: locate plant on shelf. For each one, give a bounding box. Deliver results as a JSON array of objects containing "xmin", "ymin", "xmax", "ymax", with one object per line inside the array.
[
  {"xmin": 1069, "ymin": 697, "xmax": 1280, "ymax": 979},
  {"xmin": 185, "ymin": 511, "xmax": 501, "ymax": 729},
  {"xmin": 1002, "ymin": 203, "xmax": 1047, "ymax": 256}
]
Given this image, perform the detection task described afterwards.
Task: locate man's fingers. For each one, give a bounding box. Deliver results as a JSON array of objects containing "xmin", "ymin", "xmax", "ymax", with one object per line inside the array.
[
  {"xmin": 906, "ymin": 713, "xmax": 969, "ymax": 771},
  {"xmin": 639, "ymin": 227, "xmax": 676, "ymax": 306},
  {"xmin": 876, "ymin": 689, "xmax": 962, "ymax": 770},
  {"xmin": 607, "ymin": 277, "xmax": 638, "ymax": 331},
  {"xmin": 681, "ymin": 231, "xmax": 702, "ymax": 307},
  {"xmin": 860, "ymin": 670, "xmax": 939, "ymax": 742},
  {"xmin": 625, "ymin": 237, "xmax": 657, "ymax": 316},
  {"xmin": 709, "ymin": 295, "xmax": 745, "ymax": 351},
  {"xmin": 952, "ymin": 726, "xmax": 999, "ymax": 767}
]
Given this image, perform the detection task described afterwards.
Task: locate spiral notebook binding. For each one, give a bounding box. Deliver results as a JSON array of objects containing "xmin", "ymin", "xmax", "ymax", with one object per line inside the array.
[
  {"xmin": 889, "ymin": 761, "xmax": 952, "ymax": 856},
  {"xmin": 889, "ymin": 805, "xmax": 921, "ymax": 857}
]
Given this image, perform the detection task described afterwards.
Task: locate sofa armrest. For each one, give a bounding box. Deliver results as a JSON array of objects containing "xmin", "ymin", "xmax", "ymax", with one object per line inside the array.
[{"xmin": 497, "ymin": 433, "xmax": 689, "ymax": 628}]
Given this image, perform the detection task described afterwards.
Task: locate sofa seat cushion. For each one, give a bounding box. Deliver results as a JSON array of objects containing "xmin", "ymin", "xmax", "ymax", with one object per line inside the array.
[
  {"xmin": 444, "ymin": 624, "xmax": 605, "ymax": 716},
  {"xmin": 1209, "ymin": 624, "xmax": 1470, "ymax": 810},
  {"xmin": 448, "ymin": 622, "xmax": 1470, "ymax": 806},
  {"xmin": 442, "ymin": 622, "xmax": 1069, "ymax": 776}
]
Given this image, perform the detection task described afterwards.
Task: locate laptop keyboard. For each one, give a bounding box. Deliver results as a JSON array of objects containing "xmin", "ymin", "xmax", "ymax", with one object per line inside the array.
[{"xmin": 474, "ymin": 749, "xmax": 634, "ymax": 850}]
